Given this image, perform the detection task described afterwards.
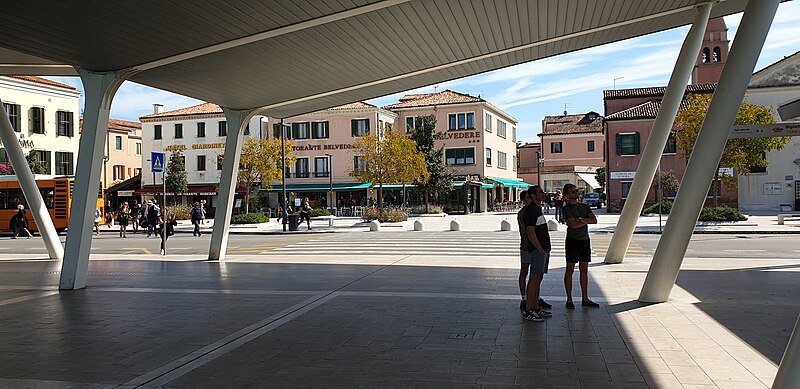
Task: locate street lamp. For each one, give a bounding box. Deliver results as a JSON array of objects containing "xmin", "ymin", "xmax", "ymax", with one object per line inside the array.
[
  {"xmin": 324, "ymin": 153, "xmax": 333, "ymax": 209},
  {"xmin": 535, "ymin": 150, "xmax": 542, "ymax": 188}
]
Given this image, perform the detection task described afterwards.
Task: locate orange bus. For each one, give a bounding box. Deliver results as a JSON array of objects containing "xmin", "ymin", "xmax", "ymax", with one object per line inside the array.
[{"xmin": 0, "ymin": 175, "xmax": 104, "ymax": 234}]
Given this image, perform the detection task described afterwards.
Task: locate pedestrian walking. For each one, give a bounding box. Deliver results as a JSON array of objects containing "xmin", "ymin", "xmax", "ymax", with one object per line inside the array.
[
  {"xmin": 299, "ymin": 197, "xmax": 312, "ymax": 230},
  {"xmin": 191, "ymin": 202, "xmax": 204, "ymax": 236},
  {"xmin": 146, "ymin": 200, "xmax": 159, "ymax": 238},
  {"xmin": 562, "ymin": 184, "xmax": 599, "ymax": 309},
  {"xmin": 158, "ymin": 207, "xmax": 177, "ymax": 255},
  {"xmin": 520, "ymin": 186, "xmax": 553, "ymax": 322},
  {"xmin": 105, "ymin": 200, "xmax": 115, "ymax": 228},
  {"xmin": 130, "ymin": 200, "xmax": 141, "ymax": 233},
  {"xmin": 553, "ymin": 190, "xmax": 564, "ymax": 223},
  {"xmin": 118, "ymin": 202, "xmax": 130, "ymax": 238},
  {"xmin": 11, "ymin": 209, "xmax": 33, "ymax": 239},
  {"xmin": 200, "ymin": 200, "xmax": 208, "ymax": 223},
  {"xmin": 94, "ymin": 207, "xmax": 102, "ymax": 235}
]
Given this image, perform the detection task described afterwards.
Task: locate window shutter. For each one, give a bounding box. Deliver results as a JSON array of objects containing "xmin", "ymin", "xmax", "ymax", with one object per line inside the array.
[
  {"xmin": 634, "ymin": 132, "xmax": 641, "ymax": 154},
  {"xmin": 45, "ymin": 151, "xmax": 52, "ymax": 174},
  {"xmin": 365, "ymin": 119, "xmax": 370, "ymax": 135},
  {"xmin": 273, "ymin": 123, "xmax": 280, "ymax": 139},
  {"xmin": 351, "ymin": 120, "xmax": 357, "ymax": 137},
  {"xmin": 68, "ymin": 112, "xmax": 74, "ymax": 137},
  {"xmin": 324, "ymin": 122, "xmax": 329, "ymax": 138},
  {"xmin": 291, "ymin": 123, "xmax": 299, "ymax": 139},
  {"xmin": 615, "ymin": 134, "xmax": 621, "ymax": 155}
]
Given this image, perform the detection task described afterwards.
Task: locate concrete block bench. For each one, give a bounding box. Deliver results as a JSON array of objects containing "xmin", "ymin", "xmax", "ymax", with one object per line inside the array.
[{"xmin": 777, "ymin": 213, "xmax": 800, "ymax": 225}]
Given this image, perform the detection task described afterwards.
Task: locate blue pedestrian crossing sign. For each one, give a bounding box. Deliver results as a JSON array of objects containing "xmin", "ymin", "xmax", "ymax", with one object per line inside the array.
[{"xmin": 151, "ymin": 152, "xmax": 165, "ymax": 173}]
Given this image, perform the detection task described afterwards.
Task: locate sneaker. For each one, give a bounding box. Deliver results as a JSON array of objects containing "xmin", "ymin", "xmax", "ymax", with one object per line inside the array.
[
  {"xmin": 520, "ymin": 299, "xmax": 526, "ymax": 311},
  {"xmin": 565, "ymin": 301, "xmax": 575, "ymax": 309},
  {"xmin": 538, "ymin": 298, "xmax": 552, "ymax": 309},
  {"xmin": 582, "ymin": 299, "xmax": 600, "ymax": 308},
  {"xmin": 523, "ymin": 309, "xmax": 543, "ymax": 322},
  {"xmin": 535, "ymin": 308, "xmax": 552, "ymax": 317}
]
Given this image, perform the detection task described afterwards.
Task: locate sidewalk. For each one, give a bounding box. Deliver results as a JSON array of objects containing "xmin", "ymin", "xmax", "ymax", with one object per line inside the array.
[{"xmin": 174, "ymin": 210, "xmax": 800, "ymax": 235}]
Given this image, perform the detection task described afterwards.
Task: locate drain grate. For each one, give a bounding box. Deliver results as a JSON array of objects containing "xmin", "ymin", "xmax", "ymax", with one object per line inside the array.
[
  {"xmin": 87, "ymin": 272, "xmax": 155, "ymax": 277},
  {"xmin": 448, "ymin": 332, "xmax": 474, "ymax": 340}
]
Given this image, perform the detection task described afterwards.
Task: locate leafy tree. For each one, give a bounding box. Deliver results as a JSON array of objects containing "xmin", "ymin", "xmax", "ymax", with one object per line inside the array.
[
  {"xmin": 595, "ymin": 167, "xmax": 606, "ymax": 193},
  {"xmin": 409, "ymin": 115, "xmax": 455, "ymax": 212},
  {"xmin": 651, "ymin": 169, "xmax": 679, "ymax": 199},
  {"xmin": 165, "ymin": 151, "xmax": 188, "ymax": 205},
  {"xmin": 26, "ymin": 151, "xmax": 48, "ymax": 174},
  {"xmin": 351, "ymin": 125, "xmax": 429, "ymax": 209},
  {"xmin": 675, "ymin": 94, "xmax": 789, "ymax": 205},
  {"xmin": 219, "ymin": 138, "xmax": 295, "ymax": 213}
]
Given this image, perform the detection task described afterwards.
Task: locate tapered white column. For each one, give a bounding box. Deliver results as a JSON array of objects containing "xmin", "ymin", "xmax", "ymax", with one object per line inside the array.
[
  {"xmin": 0, "ymin": 100, "xmax": 64, "ymax": 260},
  {"xmin": 60, "ymin": 69, "xmax": 130, "ymax": 290},
  {"xmin": 639, "ymin": 0, "xmax": 780, "ymax": 303},
  {"xmin": 208, "ymin": 109, "xmax": 252, "ymax": 260},
  {"xmin": 605, "ymin": 3, "xmax": 712, "ymax": 264},
  {"xmin": 774, "ymin": 314, "xmax": 800, "ymax": 389}
]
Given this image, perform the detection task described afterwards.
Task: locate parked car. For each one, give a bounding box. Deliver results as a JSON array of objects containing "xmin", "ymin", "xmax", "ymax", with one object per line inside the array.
[{"xmin": 583, "ymin": 192, "xmax": 602, "ymax": 208}]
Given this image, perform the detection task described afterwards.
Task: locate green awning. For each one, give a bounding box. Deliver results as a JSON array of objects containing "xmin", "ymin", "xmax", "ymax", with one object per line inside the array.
[
  {"xmin": 453, "ymin": 181, "xmax": 494, "ymax": 189},
  {"xmin": 374, "ymin": 184, "xmax": 417, "ymax": 189},
  {"xmin": 488, "ymin": 177, "xmax": 533, "ymax": 188},
  {"xmin": 262, "ymin": 182, "xmax": 371, "ymax": 193}
]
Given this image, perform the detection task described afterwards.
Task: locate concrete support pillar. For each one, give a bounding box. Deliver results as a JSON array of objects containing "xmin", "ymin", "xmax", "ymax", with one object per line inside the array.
[
  {"xmin": 208, "ymin": 109, "xmax": 253, "ymax": 261},
  {"xmin": 605, "ymin": 3, "xmax": 712, "ymax": 264},
  {"xmin": 60, "ymin": 69, "xmax": 130, "ymax": 290},
  {"xmin": 0, "ymin": 100, "xmax": 63, "ymax": 260},
  {"xmin": 639, "ymin": 0, "xmax": 780, "ymax": 303},
  {"xmin": 773, "ymin": 314, "xmax": 800, "ymax": 389}
]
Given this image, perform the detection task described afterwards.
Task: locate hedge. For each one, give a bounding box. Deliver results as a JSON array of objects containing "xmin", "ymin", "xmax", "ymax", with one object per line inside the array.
[{"xmin": 231, "ymin": 213, "xmax": 268, "ymax": 224}]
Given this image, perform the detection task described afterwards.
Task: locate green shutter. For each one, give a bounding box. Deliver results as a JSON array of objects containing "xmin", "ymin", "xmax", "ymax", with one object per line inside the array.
[
  {"xmin": 615, "ymin": 134, "xmax": 621, "ymax": 155},
  {"xmin": 45, "ymin": 151, "xmax": 52, "ymax": 174},
  {"xmin": 351, "ymin": 120, "xmax": 357, "ymax": 137},
  {"xmin": 68, "ymin": 112, "xmax": 74, "ymax": 137},
  {"xmin": 273, "ymin": 123, "xmax": 280, "ymax": 139},
  {"xmin": 324, "ymin": 121, "xmax": 329, "ymax": 138},
  {"xmin": 634, "ymin": 132, "xmax": 640, "ymax": 154},
  {"xmin": 364, "ymin": 119, "xmax": 370, "ymax": 135},
  {"xmin": 291, "ymin": 123, "xmax": 299, "ymax": 139}
]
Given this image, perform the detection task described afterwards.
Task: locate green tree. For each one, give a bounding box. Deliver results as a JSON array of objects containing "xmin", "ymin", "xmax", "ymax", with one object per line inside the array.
[
  {"xmin": 409, "ymin": 115, "xmax": 455, "ymax": 212},
  {"xmin": 165, "ymin": 151, "xmax": 188, "ymax": 205},
  {"xmin": 651, "ymin": 169, "xmax": 679, "ymax": 199},
  {"xmin": 221, "ymin": 138, "xmax": 295, "ymax": 213},
  {"xmin": 25, "ymin": 151, "xmax": 48, "ymax": 174},
  {"xmin": 675, "ymin": 94, "xmax": 789, "ymax": 205},
  {"xmin": 595, "ymin": 166, "xmax": 606, "ymax": 194},
  {"xmin": 351, "ymin": 125, "xmax": 429, "ymax": 209}
]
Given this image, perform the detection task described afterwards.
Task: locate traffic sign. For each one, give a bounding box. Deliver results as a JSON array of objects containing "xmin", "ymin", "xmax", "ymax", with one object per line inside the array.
[{"xmin": 151, "ymin": 152, "xmax": 165, "ymax": 173}]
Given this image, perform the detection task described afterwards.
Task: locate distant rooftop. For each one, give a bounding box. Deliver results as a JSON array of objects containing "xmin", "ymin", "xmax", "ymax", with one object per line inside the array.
[
  {"xmin": 541, "ymin": 111, "xmax": 603, "ymax": 135},
  {"xmin": 603, "ymin": 83, "xmax": 716, "ymax": 99},
  {"xmin": 383, "ymin": 90, "xmax": 484, "ymax": 109},
  {"xmin": 7, "ymin": 76, "xmax": 76, "ymax": 90}
]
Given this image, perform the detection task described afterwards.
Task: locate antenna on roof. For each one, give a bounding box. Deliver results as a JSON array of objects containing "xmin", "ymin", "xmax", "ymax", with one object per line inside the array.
[
  {"xmin": 563, "ymin": 102, "xmax": 572, "ymax": 116},
  {"xmin": 433, "ymin": 84, "xmax": 439, "ymax": 93}
]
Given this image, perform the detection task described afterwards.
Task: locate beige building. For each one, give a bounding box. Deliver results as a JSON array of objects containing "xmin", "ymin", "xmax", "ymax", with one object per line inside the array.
[
  {"xmin": 0, "ymin": 76, "xmax": 81, "ymax": 175},
  {"xmin": 539, "ymin": 111, "xmax": 604, "ymax": 194},
  {"xmin": 98, "ymin": 119, "xmax": 142, "ymax": 189}
]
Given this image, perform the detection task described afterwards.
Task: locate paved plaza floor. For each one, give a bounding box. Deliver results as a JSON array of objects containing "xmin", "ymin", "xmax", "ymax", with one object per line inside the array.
[{"xmin": 0, "ymin": 226, "xmax": 797, "ymax": 388}]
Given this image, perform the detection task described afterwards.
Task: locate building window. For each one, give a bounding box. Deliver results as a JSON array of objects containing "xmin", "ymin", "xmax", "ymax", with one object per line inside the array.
[
  {"xmin": 56, "ymin": 111, "xmax": 74, "ymax": 137},
  {"xmin": 55, "ymin": 151, "xmax": 74, "ymax": 175},
  {"xmin": 497, "ymin": 119, "xmax": 506, "ymax": 138},
  {"xmin": 134, "ymin": 168, "xmax": 141, "ymax": 176},
  {"xmin": 311, "ymin": 121, "xmax": 329, "ymax": 139},
  {"xmin": 154, "ymin": 125, "xmax": 162, "ymax": 140},
  {"xmin": 485, "ymin": 113, "xmax": 492, "ymax": 132},
  {"xmin": 405, "ymin": 116, "xmax": 417, "ymax": 133},
  {"xmin": 292, "ymin": 122, "xmax": 310, "ymax": 139},
  {"xmin": 353, "ymin": 156, "xmax": 365, "ymax": 173},
  {"xmin": 551, "ymin": 142, "xmax": 563, "ymax": 154},
  {"xmin": 136, "ymin": 143, "xmax": 142, "ymax": 156},
  {"xmin": 713, "ymin": 46, "xmax": 721, "ymax": 62},
  {"xmin": 218, "ymin": 121, "xmax": 227, "ymax": 137},
  {"xmin": 663, "ymin": 132, "xmax": 677, "ymax": 154},
  {"xmin": 174, "ymin": 123, "xmax": 183, "ymax": 139},
  {"xmin": 197, "ymin": 122, "xmax": 206, "ymax": 138},
  {"xmin": 114, "ymin": 135, "xmax": 123, "ymax": 151},
  {"xmin": 621, "ymin": 181, "xmax": 632, "ymax": 198},
  {"xmin": 351, "ymin": 119, "xmax": 369, "ymax": 137},
  {"xmin": 295, "ymin": 158, "xmax": 310, "ymax": 178},
  {"xmin": 33, "ymin": 150, "xmax": 51, "ymax": 174},
  {"xmin": 112, "ymin": 165, "xmax": 125, "ymax": 181},
  {"xmin": 512, "ymin": 126, "xmax": 516, "ymax": 142},
  {"xmin": 314, "ymin": 157, "xmax": 330, "ymax": 177},
  {"xmin": 197, "ymin": 155, "xmax": 206, "ymax": 171},
  {"xmin": 513, "ymin": 155, "xmax": 517, "ymax": 171},
  {"xmin": 3, "ymin": 103, "xmax": 21, "ymax": 132},
  {"xmin": 702, "ymin": 48, "xmax": 710, "ymax": 63},
  {"xmin": 587, "ymin": 140, "xmax": 595, "ymax": 152},
  {"xmin": 616, "ymin": 132, "xmax": 640, "ymax": 155},
  {"xmin": 445, "ymin": 148, "xmax": 475, "ymax": 165},
  {"xmin": 30, "ymin": 107, "xmax": 44, "ymax": 134},
  {"xmin": 498, "ymin": 151, "xmax": 507, "ymax": 169},
  {"xmin": 485, "ymin": 148, "xmax": 492, "ymax": 166},
  {"xmin": 273, "ymin": 123, "xmax": 291, "ymax": 139},
  {"xmin": 448, "ymin": 112, "xmax": 475, "ymax": 130}
]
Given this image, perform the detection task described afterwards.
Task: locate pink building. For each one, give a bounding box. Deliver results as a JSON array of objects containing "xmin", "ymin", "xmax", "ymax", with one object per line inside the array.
[
  {"xmin": 538, "ymin": 112, "xmax": 604, "ymax": 194},
  {"xmin": 517, "ymin": 142, "xmax": 542, "ymax": 187}
]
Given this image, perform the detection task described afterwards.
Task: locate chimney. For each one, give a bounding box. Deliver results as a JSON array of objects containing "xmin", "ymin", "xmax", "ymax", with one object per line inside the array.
[{"xmin": 153, "ymin": 104, "xmax": 164, "ymax": 114}]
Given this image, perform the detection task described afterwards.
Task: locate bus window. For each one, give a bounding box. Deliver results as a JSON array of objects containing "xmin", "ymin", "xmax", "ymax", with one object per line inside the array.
[
  {"xmin": 7, "ymin": 189, "xmax": 26, "ymax": 210},
  {"xmin": 40, "ymin": 189, "xmax": 55, "ymax": 209}
]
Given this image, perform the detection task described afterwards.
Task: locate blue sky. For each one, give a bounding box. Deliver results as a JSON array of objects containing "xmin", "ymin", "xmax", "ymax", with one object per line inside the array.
[{"xmin": 48, "ymin": 2, "xmax": 800, "ymax": 145}]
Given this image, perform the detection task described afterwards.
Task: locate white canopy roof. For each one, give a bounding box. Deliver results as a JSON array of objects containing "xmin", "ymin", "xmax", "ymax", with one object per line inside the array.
[{"xmin": 0, "ymin": 0, "xmax": 763, "ymax": 118}]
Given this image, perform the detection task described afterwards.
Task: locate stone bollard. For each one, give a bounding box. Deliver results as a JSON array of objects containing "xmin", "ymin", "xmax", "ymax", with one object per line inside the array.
[
  {"xmin": 414, "ymin": 219, "xmax": 424, "ymax": 231},
  {"xmin": 500, "ymin": 219, "xmax": 512, "ymax": 231},
  {"xmin": 547, "ymin": 219, "xmax": 559, "ymax": 231},
  {"xmin": 369, "ymin": 220, "xmax": 380, "ymax": 231},
  {"xmin": 450, "ymin": 219, "xmax": 461, "ymax": 231},
  {"xmin": 328, "ymin": 217, "xmax": 334, "ymax": 227}
]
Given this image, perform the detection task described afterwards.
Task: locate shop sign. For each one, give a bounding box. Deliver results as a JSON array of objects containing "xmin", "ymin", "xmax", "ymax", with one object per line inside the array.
[
  {"xmin": 434, "ymin": 131, "xmax": 482, "ymax": 140},
  {"xmin": 117, "ymin": 190, "xmax": 134, "ymax": 196},
  {"xmin": 292, "ymin": 143, "xmax": 353, "ymax": 151},
  {"xmin": 610, "ymin": 171, "xmax": 635, "ymax": 180},
  {"xmin": 165, "ymin": 143, "xmax": 225, "ymax": 152}
]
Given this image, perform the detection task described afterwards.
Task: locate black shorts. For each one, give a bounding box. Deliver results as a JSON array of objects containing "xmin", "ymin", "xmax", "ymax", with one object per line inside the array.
[{"xmin": 565, "ymin": 237, "xmax": 591, "ymax": 263}]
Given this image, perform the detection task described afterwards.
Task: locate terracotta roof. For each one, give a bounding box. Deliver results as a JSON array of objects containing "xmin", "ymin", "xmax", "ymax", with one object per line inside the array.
[
  {"xmin": 603, "ymin": 83, "xmax": 716, "ymax": 99},
  {"xmin": 8, "ymin": 76, "xmax": 77, "ymax": 90},
  {"xmin": 605, "ymin": 98, "xmax": 698, "ymax": 121},
  {"xmin": 140, "ymin": 102, "xmax": 222, "ymax": 119},
  {"xmin": 383, "ymin": 89, "xmax": 484, "ymax": 109},
  {"xmin": 541, "ymin": 112, "xmax": 603, "ymax": 135},
  {"xmin": 518, "ymin": 142, "xmax": 541, "ymax": 149},
  {"xmin": 108, "ymin": 119, "xmax": 141, "ymax": 131},
  {"xmin": 327, "ymin": 102, "xmax": 377, "ymax": 110}
]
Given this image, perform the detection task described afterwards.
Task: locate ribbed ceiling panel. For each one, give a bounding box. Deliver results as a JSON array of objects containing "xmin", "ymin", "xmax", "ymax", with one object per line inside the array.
[{"xmin": 0, "ymin": 0, "xmax": 763, "ymax": 117}]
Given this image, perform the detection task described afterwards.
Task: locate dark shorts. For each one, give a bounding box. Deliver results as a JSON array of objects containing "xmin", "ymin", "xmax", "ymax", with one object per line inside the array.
[{"xmin": 565, "ymin": 237, "xmax": 591, "ymax": 263}]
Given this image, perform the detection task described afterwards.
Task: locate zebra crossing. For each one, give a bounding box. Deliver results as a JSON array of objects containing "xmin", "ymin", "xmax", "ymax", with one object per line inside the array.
[{"xmin": 255, "ymin": 230, "xmax": 652, "ymax": 258}]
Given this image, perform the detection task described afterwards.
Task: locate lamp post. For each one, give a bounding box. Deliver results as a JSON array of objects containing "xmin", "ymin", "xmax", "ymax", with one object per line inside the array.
[
  {"xmin": 324, "ymin": 153, "xmax": 333, "ymax": 209},
  {"xmin": 535, "ymin": 150, "xmax": 542, "ymax": 187},
  {"xmin": 280, "ymin": 119, "xmax": 287, "ymax": 232}
]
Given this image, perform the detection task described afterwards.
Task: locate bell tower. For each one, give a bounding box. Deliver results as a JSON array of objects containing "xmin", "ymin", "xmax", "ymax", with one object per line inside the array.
[{"xmin": 692, "ymin": 17, "xmax": 730, "ymax": 84}]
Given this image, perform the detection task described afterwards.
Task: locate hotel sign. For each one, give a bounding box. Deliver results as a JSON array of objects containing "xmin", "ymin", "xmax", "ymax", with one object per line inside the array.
[
  {"xmin": 165, "ymin": 143, "xmax": 225, "ymax": 152},
  {"xmin": 292, "ymin": 143, "xmax": 353, "ymax": 151},
  {"xmin": 434, "ymin": 130, "xmax": 482, "ymax": 140}
]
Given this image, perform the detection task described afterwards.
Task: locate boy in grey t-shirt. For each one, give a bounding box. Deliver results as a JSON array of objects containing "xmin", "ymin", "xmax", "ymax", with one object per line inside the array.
[{"xmin": 561, "ymin": 184, "xmax": 599, "ymax": 309}]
